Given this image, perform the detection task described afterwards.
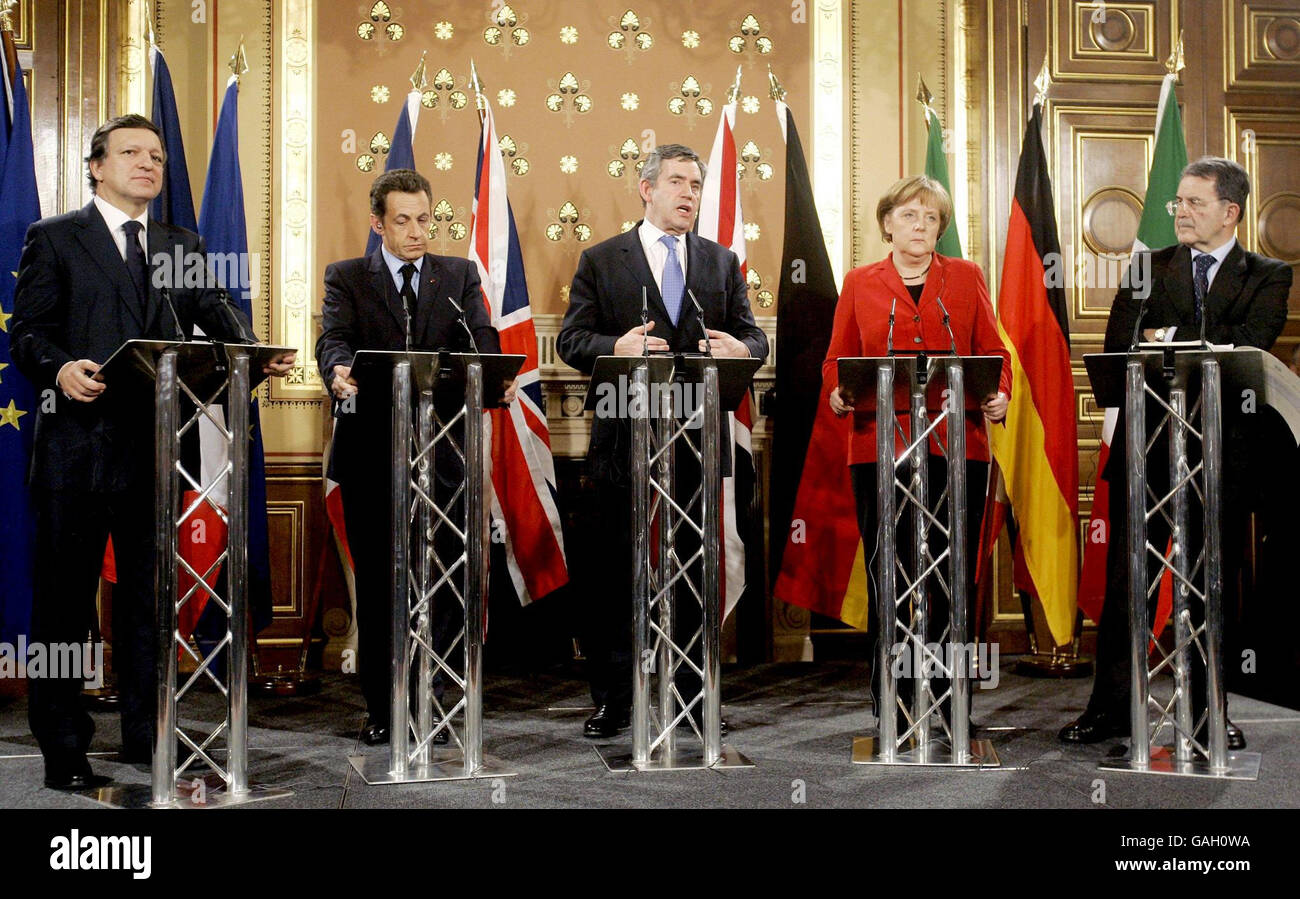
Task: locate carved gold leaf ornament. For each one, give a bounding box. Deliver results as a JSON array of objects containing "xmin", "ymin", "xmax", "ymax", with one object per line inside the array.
[
  {"xmin": 743, "ymin": 222, "xmax": 761, "ymax": 242},
  {"xmin": 357, "ymin": 154, "xmax": 376, "ymax": 172},
  {"xmin": 512, "ymin": 158, "xmax": 530, "ymax": 175},
  {"xmin": 757, "ymin": 288, "xmax": 774, "ymax": 308},
  {"xmin": 740, "ymin": 14, "xmax": 760, "ymax": 35},
  {"xmin": 608, "ymin": 32, "xmax": 625, "ymax": 50},
  {"xmin": 546, "ymin": 94, "xmax": 563, "ymax": 112},
  {"xmin": 559, "ymin": 202, "xmax": 579, "ymax": 223},
  {"xmin": 574, "ymin": 94, "xmax": 593, "ymax": 113},
  {"xmin": 747, "ymin": 268, "xmax": 762, "ymax": 290},
  {"xmin": 621, "ymin": 10, "xmax": 640, "ymax": 30},
  {"xmin": 560, "ymin": 155, "xmax": 578, "ymax": 174},
  {"xmin": 435, "ymin": 21, "xmax": 453, "ymax": 40},
  {"xmin": 385, "ymin": 23, "xmax": 404, "ymax": 41},
  {"xmin": 497, "ymin": 88, "xmax": 516, "ymax": 107},
  {"xmin": 728, "ymin": 36, "xmax": 745, "ymax": 53},
  {"xmin": 668, "ymin": 97, "xmax": 686, "ymax": 115},
  {"xmin": 370, "ymin": 132, "xmax": 391, "ymax": 154},
  {"xmin": 358, "ymin": 22, "xmax": 376, "ymax": 40},
  {"xmin": 449, "ymin": 223, "xmax": 468, "ymax": 240},
  {"xmin": 546, "ymin": 224, "xmax": 564, "ymax": 241},
  {"xmin": 371, "ymin": 85, "xmax": 390, "ymax": 103},
  {"xmin": 434, "ymin": 199, "xmax": 455, "ymax": 219},
  {"xmin": 560, "ymin": 25, "xmax": 578, "ymax": 44},
  {"xmin": 620, "ymin": 138, "xmax": 640, "ymax": 158},
  {"xmin": 682, "ymin": 30, "xmax": 700, "ymax": 49},
  {"xmin": 449, "ymin": 91, "xmax": 468, "ymax": 109},
  {"xmin": 575, "ymin": 224, "xmax": 593, "ymax": 242},
  {"xmin": 496, "ymin": 5, "xmax": 518, "ymax": 28},
  {"xmin": 512, "ymin": 27, "xmax": 530, "ymax": 46},
  {"xmin": 421, "ymin": 90, "xmax": 438, "ymax": 107},
  {"xmin": 755, "ymin": 36, "xmax": 772, "ymax": 54},
  {"xmin": 434, "ymin": 152, "xmax": 453, "ymax": 171},
  {"xmin": 620, "ymin": 92, "xmax": 640, "ymax": 111},
  {"xmin": 484, "ymin": 26, "xmax": 502, "ymax": 45},
  {"xmin": 499, "ymin": 135, "xmax": 518, "ymax": 156},
  {"xmin": 559, "ymin": 72, "xmax": 580, "ymax": 93},
  {"xmin": 741, "ymin": 140, "xmax": 761, "ymax": 162},
  {"xmin": 636, "ymin": 33, "xmax": 653, "ymax": 50},
  {"xmin": 681, "ymin": 75, "xmax": 701, "ymax": 96},
  {"xmin": 608, "ymin": 160, "xmax": 626, "ymax": 177},
  {"xmin": 695, "ymin": 98, "xmax": 713, "ymax": 116},
  {"xmin": 756, "ymin": 162, "xmax": 774, "ymax": 181},
  {"xmin": 621, "ymin": 221, "xmax": 637, "ymax": 233},
  {"xmin": 370, "ymin": 1, "xmax": 391, "ymax": 22},
  {"xmin": 433, "ymin": 67, "xmax": 455, "ymax": 90},
  {"xmin": 741, "ymin": 95, "xmax": 760, "ymax": 114}
]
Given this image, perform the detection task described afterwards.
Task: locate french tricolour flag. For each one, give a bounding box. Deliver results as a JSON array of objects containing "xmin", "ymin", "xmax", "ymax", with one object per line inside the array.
[{"xmin": 470, "ymin": 91, "xmax": 568, "ymax": 604}]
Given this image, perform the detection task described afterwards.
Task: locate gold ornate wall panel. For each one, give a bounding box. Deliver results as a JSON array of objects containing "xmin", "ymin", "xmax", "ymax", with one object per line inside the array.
[
  {"xmin": 1228, "ymin": 111, "xmax": 1300, "ymax": 317},
  {"xmin": 1051, "ymin": 0, "xmax": 1176, "ymax": 80},
  {"xmin": 1228, "ymin": 2, "xmax": 1300, "ymax": 88}
]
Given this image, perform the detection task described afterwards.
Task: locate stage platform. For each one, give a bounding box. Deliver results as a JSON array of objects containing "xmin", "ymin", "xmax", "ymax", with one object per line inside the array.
[{"xmin": 1, "ymin": 659, "xmax": 1296, "ymax": 809}]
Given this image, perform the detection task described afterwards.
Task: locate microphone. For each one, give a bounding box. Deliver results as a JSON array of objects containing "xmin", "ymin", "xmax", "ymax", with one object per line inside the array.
[
  {"xmin": 161, "ymin": 287, "xmax": 185, "ymax": 342},
  {"xmin": 641, "ymin": 286, "xmax": 650, "ymax": 356},
  {"xmin": 686, "ymin": 289, "xmax": 711, "ymax": 356},
  {"xmin": 934, "ymin": 294, "xmax": 958, "ymax": 355},
  {"xmin": 1197, "ymin": 294, "xmax": 1209, "ymax": 349},
  {"xmin": 1128, "ymin": 292, "xmax": 1149, "ymax": 352},
  {"xmin": 886, "ymin": 297, "xmax": 897, "ymax": 357},
  {"xmin": 445, "ymin": 295, "xmax": 480, "ymax": 353}
]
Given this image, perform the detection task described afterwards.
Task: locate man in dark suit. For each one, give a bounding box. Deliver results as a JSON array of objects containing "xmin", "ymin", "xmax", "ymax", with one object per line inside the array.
[
  {"xmin": 11, "ymin": 114, "xmax": 295, "ymax": 789},
  {"xmin": 1061, "ymin": 156, "xmax": 1292, "ymax": 747},
  {"xmin": 316, "ymin": 168, "xmax": 506, "ymax": 746},
  {"xmin": 557, "ymin": 144, "xmax": 768, "ymax": 738}
]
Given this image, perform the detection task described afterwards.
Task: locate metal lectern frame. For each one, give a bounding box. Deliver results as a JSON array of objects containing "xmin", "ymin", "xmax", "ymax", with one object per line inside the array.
[
  {"xmin": 596, "ymin": 357, "xmax": 755, "ymax": 772},
  {"xmin": 1090, "ymin": 348, "xmax": 1263, "ymax": 780},
  {"xmin": 348, "ymin": 351, "xmax": 519, "ymax": 785},
  {"xmin": 846, "ymin": 354, "xmax": 1001, "ymax": 769},
  {"xmin": 92, "ymin": 340, "xmax": 294, "ymax": 809}
]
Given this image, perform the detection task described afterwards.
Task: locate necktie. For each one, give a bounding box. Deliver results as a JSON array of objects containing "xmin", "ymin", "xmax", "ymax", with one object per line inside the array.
[
  {"xmin": 121, "ymin": 220, "xmax": 149, "ymax": 319},
  {"xmin": 399, "ymin": 262, "xmax": 417, "ymax": 350},
  {"xmin": 659, "ymin": 234, "xmax": 684, "ymax": 326},
  {"xmin": 1193, "ymin": 252, "xmax": 1214, "ymax": 326}
]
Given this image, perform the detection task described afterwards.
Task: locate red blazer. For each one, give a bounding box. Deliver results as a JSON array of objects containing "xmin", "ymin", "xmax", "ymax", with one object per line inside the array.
[{"xmin": 822, "ymin": 253, "xmax": 1012, "ymax": 465}]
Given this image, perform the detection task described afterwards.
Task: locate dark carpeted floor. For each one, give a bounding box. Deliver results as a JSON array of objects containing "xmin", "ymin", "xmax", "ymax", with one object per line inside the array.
[{"xmin": 1, "ymin": 658, "xmax": 1295, "ymax": 809}]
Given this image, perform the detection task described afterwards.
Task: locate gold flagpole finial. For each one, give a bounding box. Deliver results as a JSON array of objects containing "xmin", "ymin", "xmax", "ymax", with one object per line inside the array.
[
  {"xmin": 1032, "ymin": 55, "xmax": 1051, "ymax": 108},
  {"xmin": 409, "ymin": 50, "xmax": 427, "ymax": 93},
  {"xmin": 1, "ymin": 0, "xmax": 16, "ymax": 32},
  {"xmin": 726, "ymin": 64, "xmax": 742, "ymax": 106},
  {"xmin": 469, "ymin": 58, "xmax": 487, "ymax": 111},
  {"xmin": 916, "ymin": 74, "xmax": 937, "ymax": 122},
  {"xmin": 228, "ymin": 36, "xmax": 248, "ymax": 79},
  {"xmin": 767, "ymin": 65, "xmax": 786, "ymax": 103},
  {"xmin": 145, "ymin": 1, "xmax": 157, "ymax": 48},
  {"xmin": 1165, "ymin": 30, "xmax": 1185, "ymax": 76}
]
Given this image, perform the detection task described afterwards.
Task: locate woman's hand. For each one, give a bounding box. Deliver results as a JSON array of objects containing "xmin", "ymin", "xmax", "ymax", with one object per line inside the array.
[
  {"xmin": 829, "ymin": 385, "xmax": 854, "ymax": 417},
  {"xmin": 981, "ymin": 391, "xmax": 1008, "ymax": 423}
]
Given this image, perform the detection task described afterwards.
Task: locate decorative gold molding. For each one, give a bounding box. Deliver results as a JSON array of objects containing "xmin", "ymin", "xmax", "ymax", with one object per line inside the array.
[
  {"xmin": 118, "ymin": 0, "xmax": 148, "ymax": 115},
  {"xmin": 812, "ymin": 0, "xmax": 845, "ymax": 284},
  {"xmin": 274, "ymin": 0, "xmax": 319, "ymax": 398}
]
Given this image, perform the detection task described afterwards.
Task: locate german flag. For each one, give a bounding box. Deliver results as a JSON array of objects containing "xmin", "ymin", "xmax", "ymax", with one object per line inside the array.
[{"xmin": 986, "ymin": 102, "xmax": 1079, "ymax": 646}]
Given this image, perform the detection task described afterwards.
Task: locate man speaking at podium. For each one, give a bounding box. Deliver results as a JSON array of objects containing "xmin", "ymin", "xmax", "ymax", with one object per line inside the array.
[
  {"xmin": 316, "ymin": 168, "xmax": 505, "ymax": 748},
  {"xmin": 10, "ymin": 114, "xmax": 296, "ymax": 789},
  {"xmin": 1061, "ymin": 157, "xmax": 1292, "ymax": 749},
  {"xmin": 556, "ymin": 144, "xmax": 768, "ymax": 738}
]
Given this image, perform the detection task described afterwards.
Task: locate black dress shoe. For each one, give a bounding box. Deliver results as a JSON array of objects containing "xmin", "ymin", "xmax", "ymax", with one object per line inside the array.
[
  {"xmin": 1226, "ymin": 719, "xmax": 1246, "ymax": 751},
  {"xmin": 44, "ymin": 754, "xmax": 108, "ymax": 790},
  {"xmin": 583, "ymin": 704, "xmax": 630, "ymax": 738},
  {"xmin": 361, "ymin": 722, "xmax": 390, "ymax": 746},
  {"xmin": 1058, "ymin": 709, "xmax": 1130, "ymax": 744}
]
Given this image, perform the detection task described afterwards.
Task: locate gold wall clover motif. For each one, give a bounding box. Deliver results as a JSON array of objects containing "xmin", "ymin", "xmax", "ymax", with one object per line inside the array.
[
  {"xmin": 667, "ymin": 74, "xmax": 713, "ymax": 127},
  {"xmin": 728, "ymin": 14, "xmax": 773, "ymax": 61},
  {"xmin": 747, "ymin": 268, "xmax": 773, "ymax": 309},
  {"xmin": 370, "ymin": 84, "xmax": 390, "ymax": 103},
  {"xmin": 424, "ymin": 67, "xmax": 468, "ymax": 122},
  {"xmin": 357, "ymin": 2, "xmax": 405, "ymax": 43},
  {"xmin": 483, "ymin": 4, "xmax": 530, "ymax": 56},
  {"xmin": 681, "ymin": 29, "xmax": 701, "ymax": 49},
  {"xmin": 434, "ymin": 20, "xmax": 454, "ymax": 41},
  {"xmin": 499, "ymin": 134, "xmax": 530, "ymax": 176},
  {"xmin": 428, "ymin": 198, "xmax": 469, "ymax": 254},
  {"xmin": 545, "ymin": 202, "xmax": 593, "ymax": 243},
  {"xmin": 608, "ymin": 9, "xmax": 653, "ymax": 62},
  {"xmin": 560, "ymin": 25, "xmax": 579, "ymax": 45},
  {"xmin": 606, "ymin": 138, "xmax": 645, "ymax": 193},
  {"xmin": 545, "ymin": 72, "xmax": 593, "ymax": 127},
  {"xmin": 736, "ymin": 140, "xmax": 775, "ymax": 195}
]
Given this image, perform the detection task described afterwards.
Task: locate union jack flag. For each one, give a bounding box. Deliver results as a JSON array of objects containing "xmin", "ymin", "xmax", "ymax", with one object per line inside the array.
[
  {"xmin": 698, "ymin": 94, "xmax": 755, "ymax": 621},
  {"xmin": 470, "ymin": 87, "xmax": 568, "ymax": 604}
]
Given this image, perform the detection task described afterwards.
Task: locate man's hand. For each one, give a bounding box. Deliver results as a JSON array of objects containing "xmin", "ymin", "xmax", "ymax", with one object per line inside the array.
[
  {"xmin": 331, "ymin": 364, "xmax": 358, "ymax": 400},
  {"xmin": 502, "ymin": 378, "xmax": 518, "ymax": 405},
  {"xmin": 699, "ymin": 329, "xmax": 750, "ymax": 358},
  {"xmin": 829, "ymin": 385, "xmax": 853, "ymax": 417},
  {"xmin": 58, "ymin": 360, "xmax": 106, "ymax": 403},
  {"xmin": 982, "ymin": 391, "xmax": 1008, "ymax": 423},
  {"xmin": 263, "ymin": 351, "xmax": 297, "ymax": 377},
  {"xmin": 614, "ymin": 321, "xmax": 669, "ymax": 356}
]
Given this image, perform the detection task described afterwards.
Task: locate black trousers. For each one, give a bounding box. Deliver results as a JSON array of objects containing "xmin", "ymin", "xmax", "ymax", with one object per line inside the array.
[
  {"xmin": 28, "ymin": 486, "xmax": 158, "ymax": 760},
  {"xmin": 850, "ymin": 457, "xmax": 988, "ymax": 731},
  {"xmin": 582, "ymin": 466, "xmax": 708, "ymax": 716},
  {"xmin": 1086, "ymin": 453, "xmax": 1243, "ymax": 730},
  {"xmin": 341, "ymin": 446, "xmax": 464, "ymax": 726}
]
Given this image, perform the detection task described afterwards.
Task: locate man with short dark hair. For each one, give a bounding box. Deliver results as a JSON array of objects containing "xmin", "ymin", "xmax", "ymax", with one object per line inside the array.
[
  {"xmin": 1061, "ymin": 156, "xmax": 1292, "ymax": 749},
  {"xmin": 316, "ymin": 168, "xmax": 507, "ymax": 746},
  {"xmin": 557, "ymin": 144, "xmax": 768, "ymax": 738},
  {"xmin": 11, "ymin": 114, "xmax": 295, "ymax": 789}
]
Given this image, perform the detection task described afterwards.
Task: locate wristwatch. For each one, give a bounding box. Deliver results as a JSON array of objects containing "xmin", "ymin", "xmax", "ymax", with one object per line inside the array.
[{"xmin": 1153, "ymin": 327, "xmax": 1167, "ymax": 342}]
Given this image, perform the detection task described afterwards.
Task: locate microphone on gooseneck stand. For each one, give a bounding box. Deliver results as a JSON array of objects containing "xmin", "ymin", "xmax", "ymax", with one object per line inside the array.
[
  {"xmin": 686, "ymin": 289, "xmax": 711, "ymax": 356},
  {"xmin": 886, "ymin": 297, "xmax": 898, "ymax": 357},
  {"xmin": 1129, "ymin": 293, "xmax": 1150, "ymax": 352},
  {"xmin": 161, "ymin": 287, "xmax": 186, "ymax": 342},
  {"xmin": 641, "ymin": 286, "xmax": 650, "ymax": 356},
  {"xmin": 445, "ymin": 295, "xmax": 480, "ymax": 353},
  {"xmin": 1198, "ymin": 297, "xmax": 1209, "ymax": 349},
  {"xmin": 934, "ymin": 295, "xmax": 958, "ymax": 356}
]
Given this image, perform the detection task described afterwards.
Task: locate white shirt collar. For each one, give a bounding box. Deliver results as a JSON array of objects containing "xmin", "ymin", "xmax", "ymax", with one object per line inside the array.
[
  {"xmin": 380, "ymin": 244, "xmax": 423, "ymax": 289},
  {"xmin": 639, "ymin": 219, "xmax": 686, "ymax": 257},
  {"xmin": 93, "ymin": 194, "xmax": 148, "ymax": 237},
  {"xmin": 1190, "ymin": 237, "xmax": 1236, "ymax": 267}
]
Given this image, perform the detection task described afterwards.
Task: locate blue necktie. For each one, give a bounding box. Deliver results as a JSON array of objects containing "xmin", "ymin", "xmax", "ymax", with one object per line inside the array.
[
  {"xmin": 659, "ymin": 234, "xmax": 684, "ymax": 326},
  {"xmin": 1193, "ymin": 253, "xmax": 1214, "ymax": 326}
]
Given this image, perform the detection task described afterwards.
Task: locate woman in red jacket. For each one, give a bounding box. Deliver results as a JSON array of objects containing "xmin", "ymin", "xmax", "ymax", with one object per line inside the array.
[{"xmin": 825, "ymin": 175, "xmax": 1011, "ymax": 736}]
